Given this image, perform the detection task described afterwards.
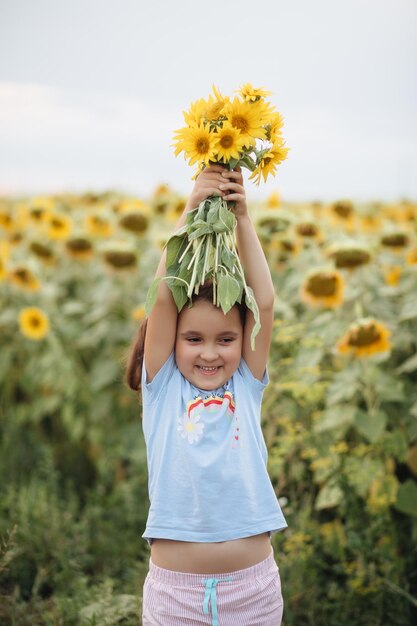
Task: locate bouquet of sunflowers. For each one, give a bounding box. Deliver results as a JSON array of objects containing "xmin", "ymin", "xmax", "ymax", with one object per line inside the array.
[{"xmin": 146, "ymin": 83, "xmax": 288, "ymax": 348}]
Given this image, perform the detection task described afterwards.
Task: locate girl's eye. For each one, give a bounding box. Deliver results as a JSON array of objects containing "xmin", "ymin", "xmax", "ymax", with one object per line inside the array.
[
  {"xmin": 220, "ymin": 337, "xmax": 234, "ymax": 344},
  {"xmin": 186, "ymin": 337, "xmax": 201, "ymax": 343}
]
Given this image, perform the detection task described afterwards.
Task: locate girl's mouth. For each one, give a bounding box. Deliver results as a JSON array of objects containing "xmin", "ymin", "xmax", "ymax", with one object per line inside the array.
[{"xmin": 197, "ymin": 366, "xmax": 220, "ymax": 376}]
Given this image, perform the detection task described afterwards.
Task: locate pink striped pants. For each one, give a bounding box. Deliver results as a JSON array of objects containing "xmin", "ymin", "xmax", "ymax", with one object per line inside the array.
[{"xmin": 141, "ymin": 548, "xmax": 283, "ymax": 625}]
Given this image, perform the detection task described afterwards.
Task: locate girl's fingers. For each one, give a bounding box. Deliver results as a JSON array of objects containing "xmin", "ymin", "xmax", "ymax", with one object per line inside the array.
[
  {"xmin": 219, "ymin": 182, "xmax": 244, "ymax": 194},
  {"xmin": 224, "ymin": 193, "xmax": 245, "ymax": 203},
  {"xmin": 222, "ymin": 169, "xmax": 243, "ymax": 182}
]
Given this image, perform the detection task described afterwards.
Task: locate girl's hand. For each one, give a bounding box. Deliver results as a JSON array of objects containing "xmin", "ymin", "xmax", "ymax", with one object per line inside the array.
[
  {"xmin": 186, "ymin": 165, "xmax": 248, "ymax": 219},
  {"xmin": 219, "ymin": 166, "xmax": 248, "ymax": 219}
]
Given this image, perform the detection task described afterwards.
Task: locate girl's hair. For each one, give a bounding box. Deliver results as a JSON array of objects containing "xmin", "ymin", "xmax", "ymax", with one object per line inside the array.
[{"xmin": 123, "ymin": 282, "xmax": 247, "ymax": 393}]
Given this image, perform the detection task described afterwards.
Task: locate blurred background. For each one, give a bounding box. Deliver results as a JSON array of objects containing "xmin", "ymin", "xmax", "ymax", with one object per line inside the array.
[
  {"xmin": 1, "ymin": 1, "xmax": 417, "ymax": 625},
  {"xmin": 1, "ymin": 0, "xmax": 416, "ymax": 201}
]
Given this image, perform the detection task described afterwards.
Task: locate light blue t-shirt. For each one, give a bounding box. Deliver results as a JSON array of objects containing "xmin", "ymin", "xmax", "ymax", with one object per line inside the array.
[{"xmin": 141, "ymin": 353, "xmax": 287, "ymax": 543}]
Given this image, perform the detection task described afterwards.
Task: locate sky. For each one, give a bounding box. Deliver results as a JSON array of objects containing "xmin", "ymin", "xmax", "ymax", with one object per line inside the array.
[{"xmin": 0, "ymin": 0, "xmax": 416, "ymax": 202}]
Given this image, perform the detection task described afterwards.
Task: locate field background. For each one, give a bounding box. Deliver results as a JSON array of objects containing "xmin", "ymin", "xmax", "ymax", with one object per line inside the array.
[{"xmin": 1, "ymin": 189, "xmax": 417, "ymax": 625}]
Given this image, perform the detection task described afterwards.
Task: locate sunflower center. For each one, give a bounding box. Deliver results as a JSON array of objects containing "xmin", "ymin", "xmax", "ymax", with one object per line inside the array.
[
  {"xmin": 232, "ymin": 115, "xmax": 249, "ymax": 133},
  {"xmin": 297, "ymin": 223, "xmax": 318, "ymax": 237},
  {"xmin": 30, "ymin": 242, "xmax": 54, "ymax": 259},
  {"xmin": 16, "ymin": 269, "xmax": 30, "ymax": 282},
  {"xmin": 307, "ymin": 273, "xmax": 337, "ymax": 297},
  {"xmin": 119, "ymin": 214, "xmax": 149, "ymax": 233},
  {"xmin": 220, "ymin": 135, "xmax": 234, "ymax": 149},
  {"xmin": 196, "ymin": 138, "xmax": 210, "ymax": 154},
  {"xmin": 333, "ymin": 249, "xmax": 371, "ymax": 268},
  {"xmin": 51, "ymin": 218, "xmax": 64, "ymax": 229},
  {"xmin": 67, "ymin": 238, "xmax": 92, "ymax": 252},
  {"xmin": 333, "ymin": 201, "xmax": 353, "ymax": 218},
  {"xmin": 31, "ymin": 208, "xmax": 45, "ymax": 220},
  {"xmin": 381, "ymin": 233, "xmax": 409, "ymax": 248},
  {"xmin": 281, "ymin": 240, "xmax": 295, "ymax": 252},
  {"xmin": 347, "ymin": 323, "xmax": 381, "ymax": 347},
  {"xmin": 30, "ymin": 316, "xmax": 41, "ymax": 328}
]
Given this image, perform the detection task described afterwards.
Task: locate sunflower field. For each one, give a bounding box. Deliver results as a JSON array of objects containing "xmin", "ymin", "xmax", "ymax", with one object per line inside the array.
[{"xmin": 1, "ymin": 188, "xmax": 417, "ymax": 626}]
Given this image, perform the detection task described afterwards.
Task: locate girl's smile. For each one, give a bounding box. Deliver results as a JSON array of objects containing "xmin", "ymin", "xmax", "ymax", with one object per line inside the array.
[{"xmin": 175, "ymin": 299, "xmax": 243, "ymax": 391}]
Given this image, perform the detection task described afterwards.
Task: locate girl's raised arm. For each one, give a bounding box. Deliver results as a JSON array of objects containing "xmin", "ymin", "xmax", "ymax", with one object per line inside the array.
[
  {"xmin": 219, "ymin": 168, "xmax": 275, "ymax": 381},
  {"xmin": 143, "ymin": 166, "xmax": 227, "ymax": 383}
]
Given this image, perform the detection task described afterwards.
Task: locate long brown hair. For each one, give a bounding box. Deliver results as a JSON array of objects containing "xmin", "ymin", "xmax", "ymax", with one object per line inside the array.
[{"xmin": 123, "ymin": 283, "xmax": 246, "ymax": 393}]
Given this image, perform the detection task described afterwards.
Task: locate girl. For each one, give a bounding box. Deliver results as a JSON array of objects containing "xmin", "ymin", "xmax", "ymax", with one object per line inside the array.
[{"xmin": 126, "ymin": 165, "xmax": 287, "ymax": 625}]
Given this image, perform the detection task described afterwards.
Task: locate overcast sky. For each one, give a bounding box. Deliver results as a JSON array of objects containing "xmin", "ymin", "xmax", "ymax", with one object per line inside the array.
[{"xmin": 0, "ymin": 0, "xmax": 416, "ymax": 202}]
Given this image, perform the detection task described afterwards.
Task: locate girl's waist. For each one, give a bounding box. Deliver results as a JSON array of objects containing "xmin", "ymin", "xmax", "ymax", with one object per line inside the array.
[{"xmin": 149, "ymin": 532, "xmax": 272, "ymax": 574}]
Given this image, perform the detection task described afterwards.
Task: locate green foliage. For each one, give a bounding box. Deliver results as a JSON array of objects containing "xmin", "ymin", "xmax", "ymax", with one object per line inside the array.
[{"xmin": 1, "ymin": 192, "xmax": 417, "ymax": 624}]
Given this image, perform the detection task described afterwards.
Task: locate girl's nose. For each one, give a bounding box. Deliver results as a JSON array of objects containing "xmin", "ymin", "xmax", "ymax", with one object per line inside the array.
[{"xmin": 200, "ymin": 345, "xmax": 218, "ymax": 361}]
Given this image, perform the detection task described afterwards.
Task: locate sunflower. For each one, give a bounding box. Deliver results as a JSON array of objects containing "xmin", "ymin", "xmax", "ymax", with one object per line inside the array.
[
  {"xmin": 326, "ymin": 242, "xmax": 372, "ymax": 269},
  {"xmin": 9, "ymin": 266, "xmax": 41, "ymax": 291},
  {"xmin": 325, "ymin": 200, "xmax": 356, "ymax": 232},
  {"xmin": 119, "ymin": 212, "xmax": 149, "ymax": 234},
  {"xmin": 294, "ymin": 222, "xmax": 323, "ymax": 242},
  {"xmin": 0, "ymin": 240, "xmax": 10, "ymax": 263},
  {"xmin": 380, "ymin": 232, "xmax": 409, "ymax": 251},
  {"xmin": 183, "ymin": 98, "xmax": 208, "ymax": 126},
  {"xmin": 0, "ymin": 210, "xmax": 13, "ymax": 231},
  {"xmin": 237, "ymin": 83, "xmax": 273, "ymax": 102},
  {"xmin": 383, "ymin": 265, "xmax": 402, "ymax": 286},
  {"xmin": 29, "ymin": 206, "xmax": 51, "ymax": 224},
  {"xmin": 18, "ymin": 306, "xmax": 50, "ymax": 340},
  {"xmin": 131, "ymin": 305, "xmax": 146, "ymax": 321},
  {"xmin": 336, "ymin": 319, "xmax": 391, "ymax": 358},
  {"xmin": 406, "ymin": 248, "xmax": 417, "ymax": 265},
  {"xmin": 103, "ymin": 251, "xmax": 137, "ymax": 269},
  {"xmin": 224, "ymin": 98, "xmax": 266, "ymax": 146},
  {"xmin": 46, "ymin": 213, "xmax": 73, "ymax": 240},
  {"xmin": 265, "ymin": 191, "xmax": 281, "ymax": 209},
  {"xmin": 153, "ymin": 183, "xmax": 171, "ymax": 197},
  {"xmin": 66, "ymin": 237, "xmax": 94, "ymax": 260},
  {"xmin": 203, "ymin": 86, "xmax": 228, "ymax": 122},
  {"xmin": 0, "ymin": 257, "xmax": 6, "ymax": 281},
  {"xmin": 213, "ymin": 123, "xmax": 246, "ymax": 163},
  {"xmin": 300, "ymin": 269, "xmax": 345, "ymax": 309},
  {"xmin": 249, "ymin": 139, "xmax": 289, "ymax": 185},
  {"xmin": 172, "ymin": 121, "xmax": 217, "ymax": 167},
  {"xmin": 266, "ymin": 111, "xmax": 285, "ymax": 143},
  {"xmin": 85, "ymin": 214, "xmax": 114, "ymax": 237},
  {"xmin": 29, "ymin": 241, "xmax": 56, "ymax": 264}
]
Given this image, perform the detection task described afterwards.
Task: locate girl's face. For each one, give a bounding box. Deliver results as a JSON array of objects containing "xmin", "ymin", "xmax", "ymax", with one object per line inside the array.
[{"xmin": 175, "ymin": 299, "xmax": 243, "ymax": 391}]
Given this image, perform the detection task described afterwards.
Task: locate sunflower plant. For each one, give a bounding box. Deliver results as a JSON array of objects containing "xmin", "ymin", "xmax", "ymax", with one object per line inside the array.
[{"xmin": 146, "ymin": 83, "xmax": 288, "ymax": 348}]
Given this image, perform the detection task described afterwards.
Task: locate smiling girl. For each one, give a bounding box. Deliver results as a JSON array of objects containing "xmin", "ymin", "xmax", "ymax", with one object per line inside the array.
[{"xmin": 126, "ymin": 165, "xmax": 287, "ymax": 625}]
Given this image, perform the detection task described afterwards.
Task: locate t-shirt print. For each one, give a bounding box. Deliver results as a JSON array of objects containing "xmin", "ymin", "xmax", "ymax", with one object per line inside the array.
[{"xmin": 177, "ymin": 389, "xmax": 242, "ymax": 448}]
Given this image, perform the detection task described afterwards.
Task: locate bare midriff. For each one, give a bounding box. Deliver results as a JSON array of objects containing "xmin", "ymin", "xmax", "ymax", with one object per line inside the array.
[{"xmin": 150, "ymin": 532, "xmax": 272, "ymax": 574}]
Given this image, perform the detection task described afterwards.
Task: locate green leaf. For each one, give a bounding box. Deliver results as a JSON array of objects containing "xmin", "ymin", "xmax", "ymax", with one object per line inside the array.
[
  {"xmin": 166, "ymin": 235, "xmax": 186, "ymax": 267},
  {"xmin": 188, "ymin": 224, "xmax": 213, "ymax": 240},
  {"xmin": 315, "ymin": 481, "xmax": 343, "ymax": 510},
  {"xmin": 217, "ymin": 274, "xmax": 241, "ymax": 314},
  {"xmin": 212, "ymin": 219, "xmax": 229, "ymax": 234},
  {"xmin": 395, "ymin": 480, "xmax": 417, "ymax": 517},
  {"xmin": 145, "ymin": 277, "xmax": 162, "ymax": 316},
  {"xmin": 326, "ymin": 369, "xmax": 360, "ymax": 405},
  {"xmin": 399, "ymin": 297, "xmax": 417, "ymax": 321},
  {"xmin": 218, "ymin": 201, "xmax": 236, "ymax": 232},
  {"xmin": 396, "ymin": 352, "xmax": 417, "ymax": 374},
  {"xmin": 240, "ymin": 153, "xmax": 257, "ymax": 172},
  {"xmin": 220, "ymin": 246, "xmax": 236, "ymax": 270},
  {"xmin": 313, "ymin": 405, "xmax": 356, "ymax": 433},
  {"xmin": 245, "ymin": 286, "xmax": 261, "ymax": 350},
  {"xmin": 166, "ymin": 279, "xmax": 188, "ymax": 311},
  {"xmin": 354, "ymin": 409, "xmax": 387, "ymax": 443},
  {"xmin": 206, "ymin": 202, "xmax": 220, "ymax": 224}
]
